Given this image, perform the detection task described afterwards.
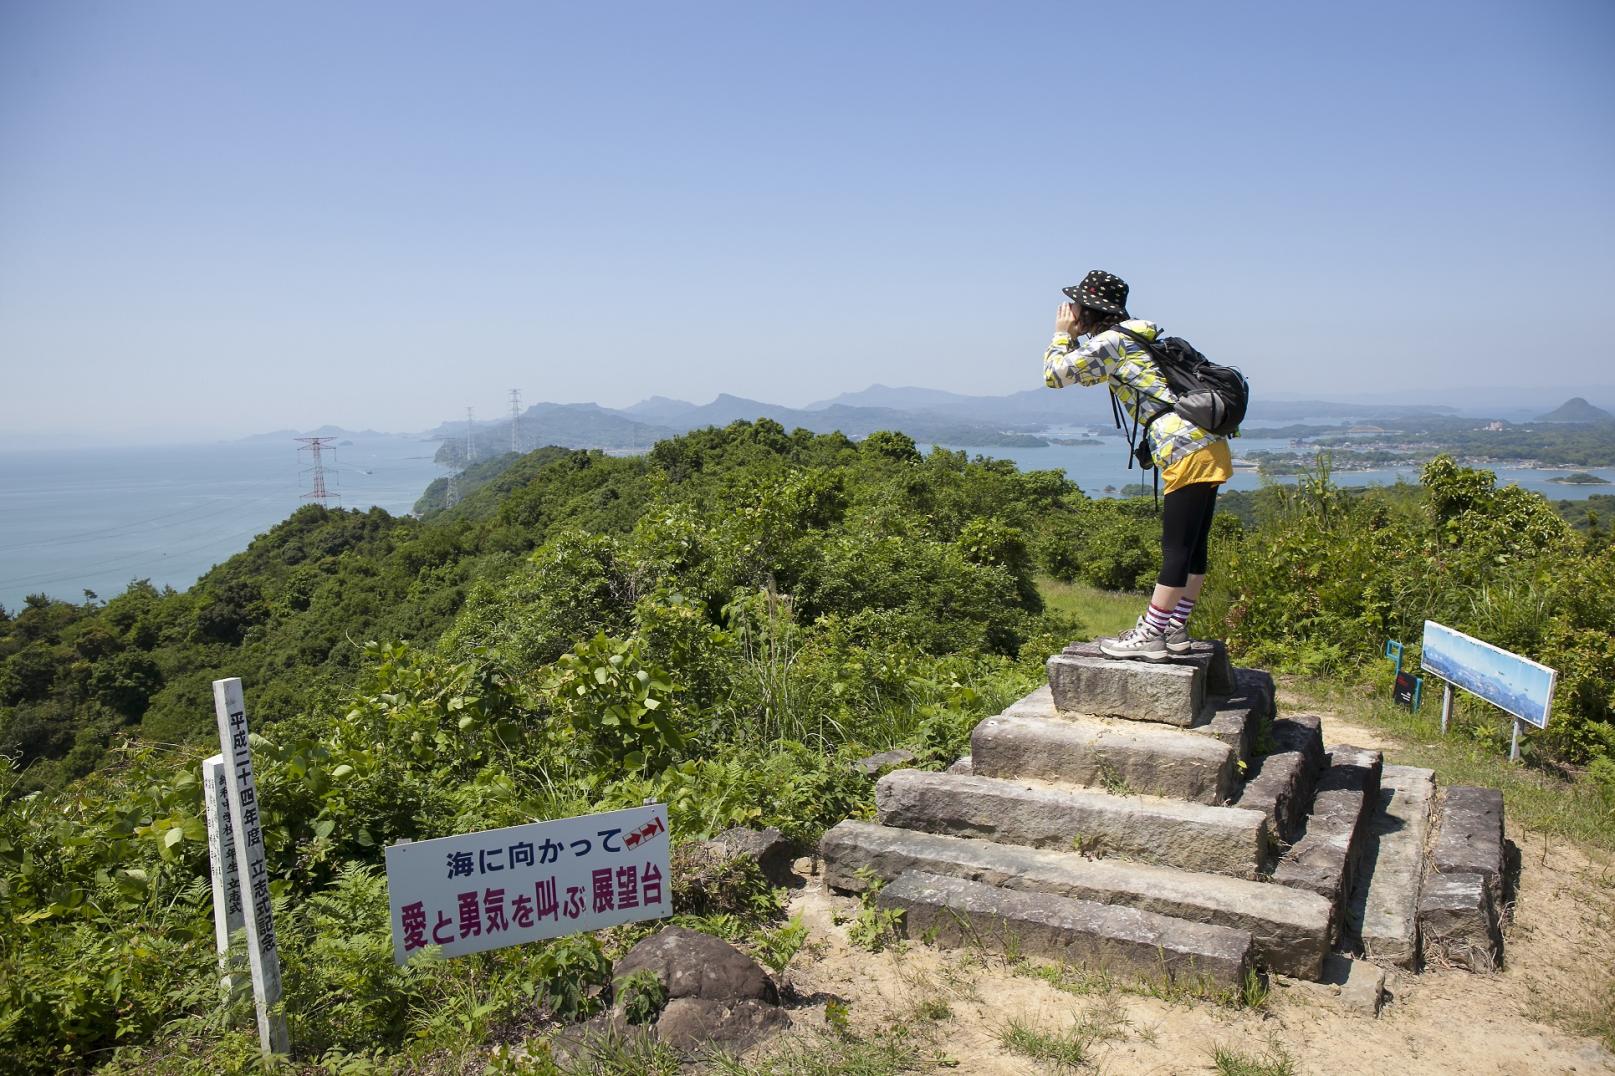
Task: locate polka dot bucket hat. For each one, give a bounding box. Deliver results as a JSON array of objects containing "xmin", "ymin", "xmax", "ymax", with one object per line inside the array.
[{"xmin": 1062, "ymin": 269, "xmax": 1129, "ymax": 316}]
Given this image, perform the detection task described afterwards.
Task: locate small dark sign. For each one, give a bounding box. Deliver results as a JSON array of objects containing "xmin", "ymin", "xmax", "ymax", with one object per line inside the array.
[{"xmin": 1393, "ymin": 671, "xmax": 1418, "ymax": 709}]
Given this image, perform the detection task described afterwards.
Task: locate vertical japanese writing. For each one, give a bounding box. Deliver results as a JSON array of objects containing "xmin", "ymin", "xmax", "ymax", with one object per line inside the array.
[{"xmin": 212, "ymin": 678, "xmax": 289, "ymax": 1056}]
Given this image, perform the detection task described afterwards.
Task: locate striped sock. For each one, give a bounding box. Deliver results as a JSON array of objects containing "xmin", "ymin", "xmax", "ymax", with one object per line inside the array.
[
  {"xmin": 1143, "ymin": 603, "xmax": 1174, "ymax": 633},
  {"xmin": 1169, "ymin": 596, "xmax": 1197, "ymax": 630}
]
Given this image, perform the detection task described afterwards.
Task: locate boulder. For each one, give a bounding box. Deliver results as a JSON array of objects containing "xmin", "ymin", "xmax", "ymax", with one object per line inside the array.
[
  {"xmin": 712, "ymin": 826, "xmax": 796, "ymax": 888},
  {"xmin": 853, "ymin": 749, "xmax": 916, "ymax": 776}
]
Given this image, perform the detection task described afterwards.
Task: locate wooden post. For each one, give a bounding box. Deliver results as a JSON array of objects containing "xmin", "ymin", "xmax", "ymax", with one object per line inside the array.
[
  {"xmin": 1440, "ymin": 682, "xmax": 1454, "ymax": 735},
  {"xmin": 1509, "ymin": 717, "xmax": 1522, "ymax": 763},
  {"xmin": 211, "ymin": 679, "xmax": 290, "ymax": 1056},
  {"xmin": 202, "ymin": 754, "xmax": 245, "ymax": 997}
]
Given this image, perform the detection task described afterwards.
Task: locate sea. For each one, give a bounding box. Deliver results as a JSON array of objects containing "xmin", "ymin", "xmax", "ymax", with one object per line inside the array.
[
  {"xmin": 1, "ymin": 427, "xmax": 1606, "ymax": 610},
  {"xmin": 0, "ymin": 435, "xmax": 444, "ymax": 611}
]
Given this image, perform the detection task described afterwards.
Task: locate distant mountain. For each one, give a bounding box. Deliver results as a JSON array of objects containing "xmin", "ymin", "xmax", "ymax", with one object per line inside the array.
[
  {"xmin": 428, "ymin": 403, "xmax": 674, "ymax": 463},
  {"xmin": 1536, "ymin": 397, "xmax": 1615, "ymax": 423},
  {"xmin": 620, "ymin": 396, "xmax": 698, "ymax": 423}
]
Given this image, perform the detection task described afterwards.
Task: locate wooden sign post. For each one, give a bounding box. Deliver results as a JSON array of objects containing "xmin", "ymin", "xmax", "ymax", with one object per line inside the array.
[
  {"xmin": 211, "ymin": 678, "xmax": 290, "ymax": 1056},
  {"xmin": 202, "ymin": 754, "xmax": 246, "ymax": 997}
]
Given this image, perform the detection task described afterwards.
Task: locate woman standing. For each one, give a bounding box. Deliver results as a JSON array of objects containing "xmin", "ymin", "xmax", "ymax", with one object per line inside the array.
[{"xmin": 1042, "ymin": 269, "xmax": 1233, "ymax": 661}]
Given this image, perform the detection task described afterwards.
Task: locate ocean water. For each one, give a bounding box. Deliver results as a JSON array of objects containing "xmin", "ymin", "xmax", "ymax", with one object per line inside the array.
[
  {"xmin": 1, "ymin": 431, "xmax": 1604, "ymax": 611},
  {"xmin": 0, "ymin": 436, "xmax": 443, "ymax": 610}
]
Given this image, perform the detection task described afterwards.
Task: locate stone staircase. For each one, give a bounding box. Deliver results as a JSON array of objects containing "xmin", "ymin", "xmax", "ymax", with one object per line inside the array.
[{"xmin": 820, "ymin": 640, "xmax": 1510, "ymax": 991}]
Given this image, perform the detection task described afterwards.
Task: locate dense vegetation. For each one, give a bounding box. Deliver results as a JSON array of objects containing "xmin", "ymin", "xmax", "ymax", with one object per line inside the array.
[
  {"xmin": 1248, "ymin": 415, "xmax": 1615, "ymax": 468},
  {"xmin": 1, "ymin": 423, "xmax": 1611, "ymax": 1072}
]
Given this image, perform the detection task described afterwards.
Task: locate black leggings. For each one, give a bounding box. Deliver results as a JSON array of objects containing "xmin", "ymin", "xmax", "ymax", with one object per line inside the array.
[{"xmin": 1158, "ymin": 482, "xmax": 1219, "ymax": 588}]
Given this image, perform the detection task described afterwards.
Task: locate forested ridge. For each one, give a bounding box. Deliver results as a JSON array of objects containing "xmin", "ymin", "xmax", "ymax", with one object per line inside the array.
[{"xmin": 2, "ymin": 421, "xmax": 1612, "ymax": 1072}]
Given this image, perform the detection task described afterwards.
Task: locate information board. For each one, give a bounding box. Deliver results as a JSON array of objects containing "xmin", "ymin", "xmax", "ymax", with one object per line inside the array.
[{"xmin": 384, "ymin": 803, "xmax": 672, "ymax": 963}]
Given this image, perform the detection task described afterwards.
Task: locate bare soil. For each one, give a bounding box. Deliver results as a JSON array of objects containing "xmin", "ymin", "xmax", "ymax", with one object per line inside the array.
[{"xmin": 760, "ymin": 709, "xmax": 1615, "ymax": 1075}]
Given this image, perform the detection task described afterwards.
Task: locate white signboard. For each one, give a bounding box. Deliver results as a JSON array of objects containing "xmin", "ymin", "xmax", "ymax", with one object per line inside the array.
[
  {"xmin": 202, "ymin": 754, "xmax": 245, "ymax": 992},
  {"xmin": 211, "ymin": 678, "xmax": 290, "ymax": 1055},
  {"xmin": 384, "ymin": 803, "xmax": 672, "ymax": 963}
]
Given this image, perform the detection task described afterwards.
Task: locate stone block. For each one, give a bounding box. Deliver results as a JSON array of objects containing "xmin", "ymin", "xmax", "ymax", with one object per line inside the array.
[
  {"xmin": 1350, "ymin": 766, "xmax": 1436, "ymax": 969},
  {"xmin": 1063, "ymin": 639, "xmax": 1235, "ymax": 696},
  {"xmin": 1322, "ymin": 954, "xmax": 1387, "ymax": 1016},
  {"xmin": 878, "ymin": 870, "xmax": 1255, "ymax": 989},
  {"xmin": 1431, "ymin": 786, "xmax": 1505, "ymax": 910},
  {"xmin": 1188, "ymin": 700, "xmax": 1260, "ymax": 761},
  {"xmin": 1232, "ymin": 715, "xmax": 1326, "ymax": 843},
  {"xmin": 970, "ymin": 708, "xmax": 1237, "ymax": 804},
  {"xmin": 1046, "ymin": 653, "xmax": 1204, "ymax": 726},
  {"xmin": 1229, "ymin": 667, "xmax": 1277, "ymax": 718},
  {"xmin": 946, "ymin": 755, "xmax": 973, "ymax": 775},
  {"xmin": 1419, "ymin": 871, "xmax": 1501, "ymax": 972},
  {"xmin": 821, "ymin": 820, "xmax": 1332, "ymax": 978},
  {"xmin": 875, "ymin": 769, "xmax": 1270, "ymax": 877},
  {"xmin": 1271, "ymin": 746, "xmax": 1382, "ymax": 924}
]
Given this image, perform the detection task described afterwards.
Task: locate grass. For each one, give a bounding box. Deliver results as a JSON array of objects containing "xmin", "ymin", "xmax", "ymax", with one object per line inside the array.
[
  {"xmin": 1037, "ymin": 577, "xmax": 1144, "ymax": 640},
  {"xmin": 995, "ymin": 1001, "xmax": 1131, "ymax": 1071},
  {"xmin": 1208, "ymin": 1040, "xmax": 1297, "ymax": 1076}
]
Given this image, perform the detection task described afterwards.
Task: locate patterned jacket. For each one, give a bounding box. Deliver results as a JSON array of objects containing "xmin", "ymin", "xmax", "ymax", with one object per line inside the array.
[{"xmin": 1043, "ymin": 319, "xmax": 1226, "ymax": 471}]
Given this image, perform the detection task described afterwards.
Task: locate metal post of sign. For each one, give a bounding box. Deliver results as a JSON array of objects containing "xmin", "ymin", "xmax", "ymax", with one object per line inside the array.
[
  {"xmin": 202, "ymin": 754, "xmax": 245, "ymax": 998},
  {"xmin": 211, "ymin": 679, "xmax": 290, "ymax": 1056},
  {"xmin": 1509, "ymin": 718, "xmax": 1522, "ymax": 763},
  {"xmin": 1440, "ymin": 682, "xmax": 1454, "ymax": 735}
]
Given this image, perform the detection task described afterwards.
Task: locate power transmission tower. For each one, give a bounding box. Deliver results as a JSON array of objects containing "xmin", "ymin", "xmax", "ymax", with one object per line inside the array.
[
  {"xmin": 509, "ymin": 389, "xmax": 521, "ymax": 453},
  {"xmin": 465, "ymin": 407, "xmax": 476, "ymax": 466},
  {"xmin": 294, "ymin": 437, "xmax": 340, "ymax": 506}
]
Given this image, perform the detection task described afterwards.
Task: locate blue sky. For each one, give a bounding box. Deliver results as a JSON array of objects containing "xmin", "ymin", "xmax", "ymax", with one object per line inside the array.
[{"xmin": 2, "ymin": 0, "xmax": 1612, "ymax": 440}]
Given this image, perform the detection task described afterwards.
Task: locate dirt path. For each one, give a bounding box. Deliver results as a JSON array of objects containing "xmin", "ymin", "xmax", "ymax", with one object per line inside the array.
[{"xmin": 754, "ymin": 701, "xmax": 1615, "ymax": 1075}]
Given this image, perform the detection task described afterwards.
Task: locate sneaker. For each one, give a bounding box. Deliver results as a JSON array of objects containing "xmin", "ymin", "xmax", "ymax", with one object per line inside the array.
[
  {"xmin": 1163, "ymin": 623, "xmax": 1193, "ymax": 654},
  {"xmin": 1099, "ymin": 618, "xmax": 1169, "ymax": 661}
]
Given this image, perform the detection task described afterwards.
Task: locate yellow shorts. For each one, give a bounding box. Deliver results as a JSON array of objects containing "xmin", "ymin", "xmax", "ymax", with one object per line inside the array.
[{"xmin": 1162, "ymin": 440, "xmax": 1233, "ymax": 495}]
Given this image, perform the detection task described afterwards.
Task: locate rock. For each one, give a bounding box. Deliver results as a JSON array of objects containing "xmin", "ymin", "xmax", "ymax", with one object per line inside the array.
[
  {"xmin": 1232, "ymin": 716, "xmax": 1326, "ymax": 843},
  {"xmin": 614, "ymin": 925, "xmax": 778, "ymax": 1005},
  {"xmin": 1062, "ymin": 638, "xmax": 1235, "ymax": 696},
  {"xmin": 1322, "ymin": 953, "xmax": 1387, "ymax": 1016},
  {"xmin": 821, "ymin": 820, "xmax": 1331, "ymax": 978},
  {"xmin": 653, "ymin": 996, "xmax": 788, "ymax": 1052},
  {"xmin": 1271, "ymin": 746, "xmax": 1382, "ymax": 931},
  {"xmin": 1419, "ymin": 872, "xmax": 1501, "ymax": 972},
  {"xmin": 1046, "ymin": 653, "xmax": 1205, "ymax": 726},
  {"xmin": 1351, "ymin": 766, "xmax": 1436, "ymax": 968},
  {"xmin": 712, "ymin": 826, "xmax": 795, "ymax": 888},
  {"xmin": 970, "ymin": 707, "xmax": 1237, "ymax": 804},
  {"xmin": 875, "ymin": 769, "xmax": 1271, "ymax": 877},
  {"xmin": 1430, "ymin": 786, "xmax": 1505, "ymax": 911},
  {"xmin": 946, "ymin": 755, "xmax": 973, "ymax": 775},
  {"xmin": 853, "ymin": 749, "xmax": 916, "ymax": 776},
  {"xmin": 879, "ymin": 870, "xmax": 1255, "ymax": 989}
]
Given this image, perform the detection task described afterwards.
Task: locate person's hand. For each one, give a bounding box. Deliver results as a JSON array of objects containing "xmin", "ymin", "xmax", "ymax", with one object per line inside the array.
[{"xmin": 1055, "ymin": 301, "xmax": 1080, "ymax": 337}]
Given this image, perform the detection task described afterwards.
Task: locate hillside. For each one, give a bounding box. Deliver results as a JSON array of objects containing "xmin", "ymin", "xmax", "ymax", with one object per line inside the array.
[
  {"xmin": 1537, "ymin": 396, "xmax": 1615, "ymax": 423},
  {"xmin": 2, "ymin": 426, "xmax": 1612, "ymax": 1072}
]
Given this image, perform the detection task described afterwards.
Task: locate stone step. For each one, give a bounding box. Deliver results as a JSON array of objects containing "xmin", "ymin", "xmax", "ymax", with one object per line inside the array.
[
  {"xmin": 1348, "ymin": 765, "xmax": 1436, "ymax": 968},
  {"xmin": 1430, "ymin": 786, "xmax": 1506, "ymax": 912},
  {"xmin": 1047, "ymin": 652, "xmax": 1205, "ymax": 726},
  {"xmin": 1230, "ymin": 667, "xmax": 1277, "ymax": 719},
  {"xmin": 1419, "ymin": 872, "xmax": 1502, "ymax": 972},
  {"xmin": 877, "ymin": 870, "xmax": 1255, "ymax": 990},
  {"xmin": 1189, "ymin": 696, "xmax": 1264, "ymax": 762},
  {"xmin": 1418, "ymin": 785, "xmax": 1507, "ymax": 973},
  {"xmin": 1271, "ymin": 746, "xmax": 1382, "ymax": 935},
  {"xmin": 875, "ymin": 769, "xmax": 1271, "ymax": 877},
  {"xmin": 1231, "ymin": 715, "xmax": 1326, "ymax": 842},
  {"xmin": 821, "ymin": 820, "xmax": 1332, "ymax": 978},
  {"xmin": 970, "ymin": 704, "xmax": 1237, "ymax": 804},
  {"xmin": 1062, "ymin": 639, "xmax": 1236, "ymax": 696}
]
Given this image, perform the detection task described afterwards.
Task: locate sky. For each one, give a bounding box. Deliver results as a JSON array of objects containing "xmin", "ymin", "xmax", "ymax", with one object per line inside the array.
[{"xmin": 2, "ymin": 0, "xmax": 1613, "ymax": 442}]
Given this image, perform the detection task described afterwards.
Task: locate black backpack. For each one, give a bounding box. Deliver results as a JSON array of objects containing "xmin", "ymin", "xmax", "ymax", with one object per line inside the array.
[
  {"xmin": 1105, "ymin": 326, "xmax": 1250, "ymax": 502},
  {"xmin": 1114, "ymin": 326, "xmax": 1249, "ymax": 437}
]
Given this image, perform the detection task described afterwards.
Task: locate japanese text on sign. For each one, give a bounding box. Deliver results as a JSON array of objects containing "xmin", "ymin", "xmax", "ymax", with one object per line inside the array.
[{"xmin": 384, "ymin": 805, "xmax": 671, "ymax": 963}]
